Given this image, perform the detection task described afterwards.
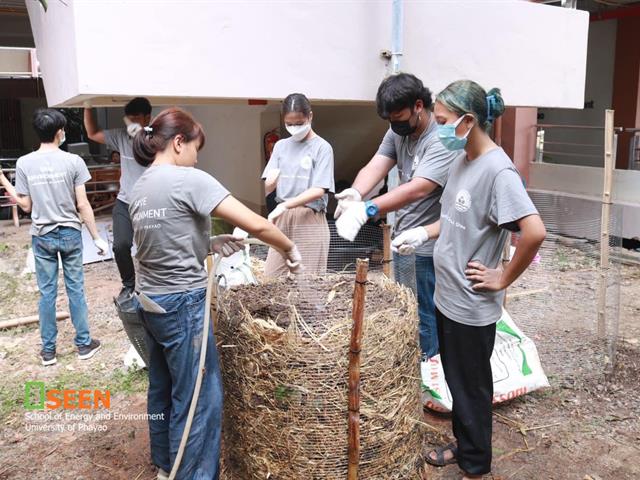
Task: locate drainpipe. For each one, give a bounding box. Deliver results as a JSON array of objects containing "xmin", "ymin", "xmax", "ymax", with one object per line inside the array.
[
  {"xmin": 387, "ymin": 0, "xmax": 403, "ymax": 226},
  {"xmin": 391, "ymin": 0, "xmax": 403, "ymax": 74}
]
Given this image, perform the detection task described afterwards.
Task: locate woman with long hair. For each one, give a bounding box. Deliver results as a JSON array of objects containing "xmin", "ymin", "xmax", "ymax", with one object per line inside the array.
[{"xmin": 130, "ymin": 107, "xmax": 302, "ymax": 479}]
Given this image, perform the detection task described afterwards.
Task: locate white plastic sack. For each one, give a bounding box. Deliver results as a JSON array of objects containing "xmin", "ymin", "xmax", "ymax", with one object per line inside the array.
[
  {"xmin": 123, "ymin": 345, "xmax": 146, "ymax": 370},
  {"xmin": 421, "ymin": 309, "xmax": 549, "ymax": 412},
  {"xmin": 213, "ymin": 228, "xmax": 257, "ymax": 289}
]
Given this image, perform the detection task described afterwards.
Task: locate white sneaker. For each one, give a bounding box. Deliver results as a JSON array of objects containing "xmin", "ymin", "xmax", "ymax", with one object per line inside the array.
[{"xmin": 157, "ymin": 468, "xmax": 169, "ymax": 480}]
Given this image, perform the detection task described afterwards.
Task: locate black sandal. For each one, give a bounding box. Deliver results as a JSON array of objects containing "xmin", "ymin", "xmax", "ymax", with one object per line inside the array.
[{"xmin": 425, "ymin": 442, "xmax": 458, "ymax": 467}]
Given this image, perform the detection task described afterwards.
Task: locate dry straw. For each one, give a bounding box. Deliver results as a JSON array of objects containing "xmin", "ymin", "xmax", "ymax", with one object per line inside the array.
[{"xmin": 218, "ymin": 273, "xmax": 426, "ymax": 479}]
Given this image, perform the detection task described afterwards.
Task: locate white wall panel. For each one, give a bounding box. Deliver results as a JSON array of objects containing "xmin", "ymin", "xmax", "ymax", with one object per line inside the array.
[{"xmin": 27, "ymin": 1, "xmax": 589, "ymax": 108}]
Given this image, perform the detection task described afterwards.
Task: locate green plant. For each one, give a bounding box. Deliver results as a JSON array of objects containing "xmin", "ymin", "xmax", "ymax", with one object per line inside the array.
[
  {"xmin": 0, "ymin": 273, "xmax": 18, "ymax": 304},
  {"xmin": 47, "ymin": 370, "xmax": 95, "ymax": 392},
  {"xmin": 0, "ymin": 384, "xmax": 22, "ymax": 422},
  {"xmin": 108, "ymin": 368, "xmax": 148, "ymax": 395}
]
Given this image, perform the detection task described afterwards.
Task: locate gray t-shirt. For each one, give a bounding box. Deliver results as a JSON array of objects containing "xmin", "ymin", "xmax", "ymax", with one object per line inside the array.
[
  {"xmin": 261, "ymin": 135, "xmax": 335, "ymax": 212},
  {"xmin": 376, "ymin": 118, "xmax": 459, "ymax": 256},
  {"xmin": 433, "ymin": 148, "xmax": 539, "ymax": 327},
  {"xmin": 129, "ymin": 165, "xmax": 230, "ymax": 295},
  {"xmin": 15, "ymin": 150, "xmax": 91, "ymax": 236},
  {"xmin": 104, "ymin": 128, "xmax": 148, "ymax": 204}
]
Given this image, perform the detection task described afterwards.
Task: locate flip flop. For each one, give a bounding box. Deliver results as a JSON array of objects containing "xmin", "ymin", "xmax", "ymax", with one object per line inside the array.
[{"xmin": 425, "ymin": 442, "xmax": 458, "ymax": 467}]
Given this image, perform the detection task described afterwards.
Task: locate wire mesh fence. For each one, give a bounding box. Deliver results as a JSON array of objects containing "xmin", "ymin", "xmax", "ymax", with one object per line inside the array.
[
  {"xmin": 244, "ymin": 200, "xmax": 624, "ymax": 384},
  {"xmin": 215, "ymin": 195, "xmax": 624, "ymax": 478},
  {"xmin": 507, "ymin": 191, "xmax": 622, "ymax": 384}
]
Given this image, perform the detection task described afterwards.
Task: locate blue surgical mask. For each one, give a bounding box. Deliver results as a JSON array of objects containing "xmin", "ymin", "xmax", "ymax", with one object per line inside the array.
[{"xmin": 438, "ymin": 115, "xmax": 472, "ymax": 151}]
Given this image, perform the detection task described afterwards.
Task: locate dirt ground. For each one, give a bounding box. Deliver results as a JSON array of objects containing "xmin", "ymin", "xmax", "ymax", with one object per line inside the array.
[{"xmin": 0, "ymin": 218, "xmax": 638, "ymax": 479}]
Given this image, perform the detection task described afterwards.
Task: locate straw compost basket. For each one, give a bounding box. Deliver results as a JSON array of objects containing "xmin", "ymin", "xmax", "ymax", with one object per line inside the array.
[{"xmin": 217, "ymin": 272, "xmax": 425, "ymax": 479}]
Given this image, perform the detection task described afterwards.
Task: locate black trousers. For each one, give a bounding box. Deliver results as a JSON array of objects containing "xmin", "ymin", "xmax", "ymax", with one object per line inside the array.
[
  {"xmin": 112, "ymin": 199, "xmax": 135, "ymax": 289},
  {"xmin": 436, "ymin": 308, "xmax": 496, "ymax": 475}
]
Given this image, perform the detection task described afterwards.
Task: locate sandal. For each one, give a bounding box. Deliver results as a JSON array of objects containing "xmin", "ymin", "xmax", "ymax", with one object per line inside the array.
[{"xmin": 425, "ymin": 442, "xmax": 458, "ymax": 467}]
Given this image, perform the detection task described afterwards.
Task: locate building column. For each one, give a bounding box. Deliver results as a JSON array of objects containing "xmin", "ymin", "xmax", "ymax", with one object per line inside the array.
[
  {"xmin": 611, "ymin": 15, "xmax": 640, "ymax": 169},
  {"xmin": 501, "ymin": 107, "xmax": 538, "ymax": 184}
]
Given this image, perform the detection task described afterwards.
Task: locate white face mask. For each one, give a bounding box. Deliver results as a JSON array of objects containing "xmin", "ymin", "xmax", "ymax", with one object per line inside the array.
[
  {"xmin": 286, "ymin": 123, "xmax": 311, "ymax": 142},
  {"xmin": 58, "ymin": 130, "xmax": 66, "ymax": 146},
  {"xmin": 123, "ymin": 116, "xmax": 142, "ymax": 138},
  {"xmin": 127, "ymin": 123, "xmax": 142, "ymax": 138}
]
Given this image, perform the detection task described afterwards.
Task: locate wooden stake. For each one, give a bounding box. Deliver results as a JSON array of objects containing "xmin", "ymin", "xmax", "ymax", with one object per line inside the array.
[
  {"xmin": 502, "ymin": 239, "xmax": 511, "ymax": 308},
  {"xmin": 495, "ymin": 113, "xmax": 506, "ymax": 307},
  {"xmin": 11, "ymin": 205, "xmax": 19, "ymax": 228},
  {"xmin": 0, "ymin": 312, "xmax": 69, "ymax": 330},
  {"xmin": 206, "ymin": 254, "xmax": 218, "ymax": 333},
  {"xmin": 382, "ymin": 223, "xmax": 392, "ymax": 278},
  {"xmin": 347, "ymin": 258, "xmax": 369, "ymax": 480},
  {"xmin": 597, "ymin": 110, "xmax": 615, "ymax": 338}
]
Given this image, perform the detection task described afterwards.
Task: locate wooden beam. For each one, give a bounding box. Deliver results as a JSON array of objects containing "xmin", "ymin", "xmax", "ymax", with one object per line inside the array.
[{"xmin": 0, "ymin": 312, "xmax": 69, "ymax": 329}]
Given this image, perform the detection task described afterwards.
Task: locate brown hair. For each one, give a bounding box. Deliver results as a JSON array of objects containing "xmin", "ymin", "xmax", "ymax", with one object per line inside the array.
[{"xmin": 132, "ymin": 107, "xmax": 206, "ymax": 166}]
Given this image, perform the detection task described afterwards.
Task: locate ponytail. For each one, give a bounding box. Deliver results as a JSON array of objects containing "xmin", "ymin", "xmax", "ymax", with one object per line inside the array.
[{"xmin": 132, "ymin": 107, "xmax": 206, "ymax": 166}]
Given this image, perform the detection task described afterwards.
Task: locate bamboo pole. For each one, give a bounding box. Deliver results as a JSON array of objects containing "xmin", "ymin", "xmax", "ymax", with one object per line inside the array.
[
  {"xmin": 0, "ymin": 312, "xmax": 69, "ymax": 329},
  {"xmin": 382, "ymin": 223, "xmax": 392, "ymax": 278},
  {"xmin": 347, "ymin": 258, "xmax": 369, "ymax": 480},
  {"xmin": 597, "ymin": 109, "xmax": 615, "ymax": 338}
]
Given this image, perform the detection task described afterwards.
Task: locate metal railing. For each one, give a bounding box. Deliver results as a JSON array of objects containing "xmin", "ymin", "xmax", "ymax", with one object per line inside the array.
[
  {"xmin": 534, "ymin": 124, "xmax": 640, "ymax": 170},
  {"xmin": 534, "ymin": 123, "xmax": 623, "ymax": 166},
  {"xmin": 0, "ymin": 164, "xmax": 120, "ymax": 213},
  {"xmin": 534, "ymin": 0, "xmax": 577, "ymax": 8},
  {"xmin": 627, "ymin": 129, "xmax": 640, "ymax": 171}
]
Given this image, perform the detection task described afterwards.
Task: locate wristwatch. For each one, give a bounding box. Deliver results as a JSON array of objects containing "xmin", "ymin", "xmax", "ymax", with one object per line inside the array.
[{"xmin": 364, "ymin": 200, "xmax": 380, "ymax": 219}]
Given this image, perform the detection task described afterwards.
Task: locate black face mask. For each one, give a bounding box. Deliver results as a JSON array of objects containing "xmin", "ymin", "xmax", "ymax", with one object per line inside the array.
[{"xmin": 390, "ymin": 110, "xmax": 418, "ymax": 137}]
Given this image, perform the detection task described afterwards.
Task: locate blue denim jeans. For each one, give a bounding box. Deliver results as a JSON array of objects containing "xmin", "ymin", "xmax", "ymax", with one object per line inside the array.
[
  {"xmin": 32, "ymin": 227, "xmax": 91, "ymax": 352},
  {"xmin": 139, "ymin": 288, "xmax": 222, "ymax": 480},
  {"xmin": 393, "ymin": 253, "xmax": 439, "ymax": 358}
]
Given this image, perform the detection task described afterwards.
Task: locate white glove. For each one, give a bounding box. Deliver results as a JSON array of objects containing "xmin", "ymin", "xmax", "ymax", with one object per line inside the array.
[
  {"xmin": 268, "ymin": 203, "xmax": 288, "ymax": 223},
  {"xmin": 232, "ymin": 227, "xmax": 249, "ymax": 240},
  {"xmin": 335, "ymin": 202, "xmax": 368, "ymax": 242},
  {"xmin": 334, "ymin": 188, "xmax": 362, "ymax": 219},
  {"xmin": 391, "ymin": 227, "xmax": 429, "ymax": 255},
  {"xmin": 94, "ymin": 237, "xmax": 109, "ymax": 255},
  {"xmin": 210, "ymin": 235, "xmax": 245, "ymax": 257},
  {"xmin": 284, "ymin": 245, "xmax": 304, "ymax": 274},
  {"xmin": 265, "ymin": 168, "xmax": 280, "ymax": 184},
  {"xmin": 83, "ymin": 100, "xmax": 92, "ymax": 109}
]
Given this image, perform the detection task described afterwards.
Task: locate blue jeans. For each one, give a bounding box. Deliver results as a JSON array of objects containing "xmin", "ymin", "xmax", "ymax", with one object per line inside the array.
[
  {"xmin": 32, "ymin": 227, "xmax": 91, "ymax": 352},
  {"xmin": 393, "ymin": 253, "xmax": 438, "ymax": 358},
  {"xmin": 139, "ymin": 288, "xmax": 222, "ymax": 480}
]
